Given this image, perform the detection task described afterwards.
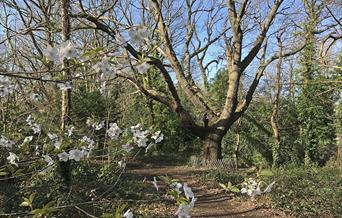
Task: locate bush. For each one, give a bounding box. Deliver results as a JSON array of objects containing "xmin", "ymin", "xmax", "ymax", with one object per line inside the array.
[{"xmin": 201, "ymin": 169, "xmax": 246, "ymax": 184}]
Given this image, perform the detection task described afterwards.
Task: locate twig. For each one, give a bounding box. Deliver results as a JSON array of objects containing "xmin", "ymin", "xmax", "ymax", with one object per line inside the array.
[{"xmin": 74, "ymin": 205, "xmax": 99, "ymax": 218}]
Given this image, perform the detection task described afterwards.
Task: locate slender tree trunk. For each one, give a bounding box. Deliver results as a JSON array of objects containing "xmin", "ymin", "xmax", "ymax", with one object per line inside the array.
[
  {"xmin": 59, "ymin": 0, "xmax": 72, "ymax": 188},
  {"xmin": 234, "ymin": 118, "xmax": 242, "ymax": 169},
  {"xmin": 271, "ymin": 33, "xmax": 282, "ymax": 167},
  {"xmin": 338, "ymin": 136, "xmax": 342, "ymax": 171},
  {"xmin": 234, "ymin": 132, "xmax": 240, "ymax": 169}
]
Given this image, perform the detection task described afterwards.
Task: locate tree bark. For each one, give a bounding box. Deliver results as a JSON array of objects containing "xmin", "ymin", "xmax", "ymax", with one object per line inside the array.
[
  {"xmin": 271, "ymin": 33, "xmax": 283, "ymax": 167},
  {"xmin": 204, "ymin": 133, "xmax": 223, "ymax": 160},
  {"xmin": 59, "ymin": 0, "xmax": 72, "ymax": 188}
]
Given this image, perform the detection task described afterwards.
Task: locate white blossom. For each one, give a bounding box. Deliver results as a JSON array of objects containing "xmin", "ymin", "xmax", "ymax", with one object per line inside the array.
[
  {"xmin": 43, "ymin": 155, "xmax": 54, "ymax": 166},
  {"xmin": 66, "ymin": 126, "xmax": 74, "ymax": 137},
  {"xmin": 118, "ymin": 160, "xmax": 126, "ymax": 168},
  {"xmin": 263, "ymin": 181, "xmax": 276, "ymax": 193},
  {"xmin": 42, "ymin": 45, "xmax": 59, "ymax": 63},
  {"xmin": 34, "ymin": 144, "xmax": 40, "ymax": 155},
  {"xmin": 122, "ymin": 143, "xmax": 134, "ymax": 152},
  {"xmin": 43, "ymin": 41, "xmax": 78, "ymax": 64},
  {"xmin": 136, "ymin": 136, "xmax": 148, "ymax": 148},
  {"xmin": 145, "ymin": 143, "xmax": 153, "ymax": 153},
  {"xmin": 152, "ymin": 131, "xmax": 164, "ymax": 143},
  {"xmin": 183, "ymin": 183, "xmax": 194, "ymax": 200},
  {"xmin": 135, "ymin": 62, "xmax": 150, "ymax": 74},
  {"xmin": 26, "ymin": 115, "xmax": 33, "ymax": 126},
  {"xmin": 48, "ymin": 133, "xmax": 61, "ymax": 149},
  {"xmin": 129, "ymin": 26, "xmax": 149, "ymax": 45},
  {"xmin": 30, "ymin": 93, "xmax": 42, "ymax": 102},
  {"xmin": 93, "ymin": 56, "xmax": 115, "ymax": 76},
  {"xmin": 87, "ymin": 118, "xmax": 105, "ymax": 130},
  {"xmin": 31, "ymin": 123, "xmax": 42, "ymax": 134},
  {"xmin": 133, "ymin": 130, "xmax": 149, "ymax": 146},
  {"xmin": 7, "ymin": 152, "xmax": 19, "ymax": 167},
  {"xmin": 151, "ymin": 176, "xmax": 158, "ymax": 192},
  {"xmin": 68, "ymin": 149, "xmax": 84, "ymax": 161},
  {"xmin": 241, "ymin": 178, "xmax": 264, "ymax": 198},
  {"xmin": 57, "ymin": 82, "xmax": 72, "ymax": 91},
  {"xmin": 53, "ymin": 141, "xmax": 61, "ymax": 149},
  {"xmin": 58, "ymin": 152, "xmax": 69, "ymax": 162},
  {"xmin": 48, "ymin": 133, "xmax": 58, "ymax": 141},
  {"xmin": 59, "ymin": 40, "xmax": 78, "ymax": 60},
  {"xmin": 175, "ymin": 204, "xmax": 191, "ymax": 218},
  {"xmin": 107, "ymin": 123, "xmax": 122, "ymax": 139},
  {"xmin": 175, "ymin": 197, "xmax": 197, "ymax": 218},
  {"xmin": 115, "ymin": 34, "xmax": 128, "ymax": 47},
  {"xmin": 99, "ymin": 81, "xmax": 107, "ymax": 94},
  {"xmin": 170, "ymin": 182, "xmax": 183, "ymax": 194},
  {"xmin": 123, "ymin": 209, "xmax": 133, "ymax": 218},
  {"xmin": 94, "ymin": 121, "xmax": 105, "ymax": 130},
  {"xmin": 23, "ymin": 136, "xmax": 33, "ymax": 143},
  {"xmin": 0, "ymin": 135, "xmax": 15, "ymax": 148},
  {"xmin": 26, "ymin": 115, "xmax": 42, "ymax": 134},
  {"xmin": 81, "ymin": 136, "xmax": 95, "ymax": 149}
]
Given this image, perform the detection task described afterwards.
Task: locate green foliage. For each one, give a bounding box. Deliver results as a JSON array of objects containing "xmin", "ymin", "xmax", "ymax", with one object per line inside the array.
[
  {"xmin": 71, "ymin": 85, "xmax": 118, "ymax": 124},
  {"xmin": 20, "ymin": 193, "xmax": 36, "ymax": 210},
  {"xmin": 201, "ymin": 169, "xmax": 245, "ymax": 184},
  {"xmin": 219, "ymin": 182, "xmax": 240, "ymax": 193},
  {"xmin": 209, "ymin": 68, "xmax": 228, "ymax": 108},
  {"xmin": 296, "ymin": 42, "xmax": 337, "ymax": 165},
  {"xmin": 30, "ymin": 201, "xmax": 57, "ymax": 218},
  {"xmin": 264, "ymin": 166, "xmax": 342, "ymax": 217}
]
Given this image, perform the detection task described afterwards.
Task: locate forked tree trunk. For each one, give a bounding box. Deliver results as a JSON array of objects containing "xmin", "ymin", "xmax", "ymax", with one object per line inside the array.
[{"xmin": 204, "ymin": 133, "xmax": 223, "ymax": 161}]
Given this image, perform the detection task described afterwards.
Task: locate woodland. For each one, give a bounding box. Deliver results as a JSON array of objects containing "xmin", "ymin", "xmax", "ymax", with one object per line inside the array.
[{"xmin": 0, "ymin": 0, "xmax": 341, "ymax": 217}]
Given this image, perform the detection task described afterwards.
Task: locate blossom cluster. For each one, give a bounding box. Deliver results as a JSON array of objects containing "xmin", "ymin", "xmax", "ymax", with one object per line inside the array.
[
  {"xmin": 57, "ymin": 82, "xmax": 72, "ymax": 91},
  {"xmin": 175, "ymin": 183, "xmax": 197, "ymax": 218},
  {"xmin": 129, "ymin": 25, "xmax": 149, "ymax": 46},
  {"xmin": 87, "ymin": 118, "xmax": 105, "ymax": 131},
  {"xmin": 93, "ymin": 56, "xmax": 115, "ymax": 77},
  {"xmin": 47, "ymin": 133, "xmax": 61, "ymax": 149},
  {"xmin": 43, "ymin": 40, "xmax": 78, "ymax": 64},
  {"xmin": 240, "ymin": 178, "xmax": 276, "ymax": 199},
  {"xmin": 26, "ymin": 115, "xmax": 42, "ymax": 134},
  {"xmin": 107, "ymin": 123, "xmax": 122, "ymax": 139},
  {"xmin": 58, "ymin": 148, "xmax": 89, "ymax": 162},
  {"xmin": 130, "ymin": 124, "xmax": 164, "ymax": 152}
]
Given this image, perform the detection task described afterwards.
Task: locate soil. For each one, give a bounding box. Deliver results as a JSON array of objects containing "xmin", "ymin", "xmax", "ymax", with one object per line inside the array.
[{"xmin": 129, "ymin": 163, "xmax": 290, "ymax": 218}]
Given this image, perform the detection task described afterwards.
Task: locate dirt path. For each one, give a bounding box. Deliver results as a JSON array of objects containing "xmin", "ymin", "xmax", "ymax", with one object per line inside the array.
[{"xmin": 130, "ymin": 164, "xmax": 289, "ymax": 218}]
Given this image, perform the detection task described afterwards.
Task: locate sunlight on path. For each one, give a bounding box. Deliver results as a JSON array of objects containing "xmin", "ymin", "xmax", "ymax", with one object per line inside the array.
[{"xmin": 130, "ymin": 164, "xmax": 289, "ymax": 218}]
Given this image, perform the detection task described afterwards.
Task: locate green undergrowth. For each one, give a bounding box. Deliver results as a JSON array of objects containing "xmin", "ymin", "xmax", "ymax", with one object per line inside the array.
[
  {"xmin": 204, "ymin": 166, "xmax": 342, "ymax": 217},
  {"xmin": 0, "ymin": 160, "xmax": 171, "ymax": 217},
  {"xmin": 264, "ymin": 166, "xmax": 342, "ymax": 218}
]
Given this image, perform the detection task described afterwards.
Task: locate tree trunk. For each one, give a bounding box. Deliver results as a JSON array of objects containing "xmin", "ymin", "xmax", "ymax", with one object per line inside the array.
[
  {"xmin": 234, "ymin": 132, "xmax": 240, "ymax": 169},
  {"xmin": 337, "ymin": 135, "xmax": 342, "ymax": 171},
  {"xmin": 271, "ymin": 33, "xmax": 282, "ymax": 168},
  {"xmin": 204, "ymin": 133, "xmax": 223, "ymax": 161},
  {"xmin": 59, "ymin": 0, "xmax": 71, "ymax": 188}
]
